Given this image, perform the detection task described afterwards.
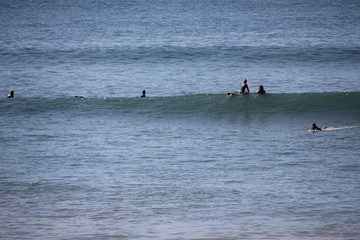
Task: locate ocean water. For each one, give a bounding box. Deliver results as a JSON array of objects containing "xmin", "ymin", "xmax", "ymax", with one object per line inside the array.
[{"xmin": 1, "ymin": 0, "xmax": 360, "ymax": 239}]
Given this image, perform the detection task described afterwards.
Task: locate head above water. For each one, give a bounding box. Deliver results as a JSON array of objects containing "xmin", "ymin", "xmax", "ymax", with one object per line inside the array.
[
  {"xmin": 7, "ymin": 90, "xmax": 14, "ymax": 98},
  {"xmin": 311, "ymin": 123, "xmax": 322, "ymax": 131}
]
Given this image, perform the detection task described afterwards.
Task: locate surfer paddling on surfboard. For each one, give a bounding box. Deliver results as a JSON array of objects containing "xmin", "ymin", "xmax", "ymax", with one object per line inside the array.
[{"xmin": 311, "ymin": 123, "xmax": 327, "ymax": 131}]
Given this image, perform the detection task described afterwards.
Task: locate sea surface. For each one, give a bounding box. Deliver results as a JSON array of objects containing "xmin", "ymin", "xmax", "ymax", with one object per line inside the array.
[{"xmin": 1, "ymin": 0, "xmax": 360, "ymax": 239}]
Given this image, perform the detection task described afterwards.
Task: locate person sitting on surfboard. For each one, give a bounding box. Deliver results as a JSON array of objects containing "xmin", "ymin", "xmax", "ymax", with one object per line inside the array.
[
  {"xmin": 256, "ymin": 85, "xmax": 266, "ymax": 94},
  {"xmin": 140, "ymin": 90, "xmax": 146, "ymax": 97},
  {"xmin": 240, "ymin": 79, "xmax": 250, "ymax": 94},
  {"xmin": 226, "ymin": 80, "xmax": 250, "ymax": 96},
  {"xmin": 312, "ymin": 123, "xmax": 326, "ymax": 131},
  {"xmin": 7, "ymin": 90, "xmax": 14, "ymax": 98}
]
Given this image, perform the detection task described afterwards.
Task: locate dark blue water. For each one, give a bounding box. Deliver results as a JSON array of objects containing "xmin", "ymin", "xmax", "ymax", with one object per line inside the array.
[
  {"xmin": 1, "ymin": 0, "xmax": 360, "ymax": 239},
  {"xmin": 1, "ymin": 0, "xmax": 360, "ymax": 97}
]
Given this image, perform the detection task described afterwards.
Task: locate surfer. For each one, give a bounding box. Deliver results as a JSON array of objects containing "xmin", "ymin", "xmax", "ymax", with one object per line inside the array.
[
  {"xmin": 7, "ymin": 90, "xmax": 14, "ymax": 98},
  {"xmin": 240, "ymin": 79, "xmax": 250, "ymax": 94},
  {"xmin": 140, "ymin": 90, "xmax": 146, "ymax": 97},
  {"xmin": 226, "ymin": 80, "xmax": 250, "ymax": 96},
  {"xmin": 311, "ymin": 123, "xmax": 326, "ymax": 131},
  {"xmin": 256, "ymin": 85, "xmax": 266, "ymax": 94}
]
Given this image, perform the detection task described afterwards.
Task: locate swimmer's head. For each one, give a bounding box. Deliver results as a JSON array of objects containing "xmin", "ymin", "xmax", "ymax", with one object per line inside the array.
[{"xmin": 7, "ymin": 90, "xmax": 14, "ymax": 98}]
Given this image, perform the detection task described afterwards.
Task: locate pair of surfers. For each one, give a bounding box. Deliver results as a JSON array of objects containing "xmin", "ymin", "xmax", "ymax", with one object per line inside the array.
[{"xmin": 227, "ymin": 79, "xmax": 266, "ymax": 96}]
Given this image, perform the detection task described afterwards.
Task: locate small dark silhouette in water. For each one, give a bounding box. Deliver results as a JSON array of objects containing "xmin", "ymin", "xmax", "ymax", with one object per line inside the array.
[
  {"xmin": 240, "ymin": 79, "xmax": 250, "ymax": 94},
  {"xmin": 256, "ymin": 85, "xmax": 266, "ymax": 94},
  {"xmin": 140, "ymin": 90, "xmax": 146, "ymax": 97},
  {"xmin": 7, "ymin": 90, "xmax": 14, "ymax": 98},
  {"xmin": 312, "ymin": 123, "xmax": 327, "ymax": 131}
]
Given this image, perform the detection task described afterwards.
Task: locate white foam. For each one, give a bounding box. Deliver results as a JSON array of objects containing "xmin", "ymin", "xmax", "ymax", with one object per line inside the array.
[{"xmin": 324, "ymin": 126, "xmax": 357, "ymax": 131}]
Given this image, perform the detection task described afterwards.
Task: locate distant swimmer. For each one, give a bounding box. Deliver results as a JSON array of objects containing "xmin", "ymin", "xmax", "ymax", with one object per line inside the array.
[
  {"xmin": 7, "ymin": 90, "xmax": 14, "ymax": 98},
  {"xmin": 311, "ymin": 123, "xmax": 327, "ymax": 131},
  {"xmin": 140, "ymin": 90, "xmax": 146, "ymax": 97},
  {"xmin": 256, "ymin": 85, "xmax": 266, "ymax": 94},
  {"xmin": 240, "ymin": 79, "xmax": 250, "ymax": 94},
  {"xmin": 74, "ymin": 96, "xmax": 84, "ymax": 99}
]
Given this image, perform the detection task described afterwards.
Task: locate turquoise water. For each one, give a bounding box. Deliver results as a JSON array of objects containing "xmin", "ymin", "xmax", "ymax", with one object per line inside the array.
[{"xmin": 1, "ymin": 0, "xmax": 360, "ymax": 239}]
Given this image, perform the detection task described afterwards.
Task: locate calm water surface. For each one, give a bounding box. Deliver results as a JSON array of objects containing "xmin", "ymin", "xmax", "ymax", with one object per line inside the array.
[{"xmin": 1, "ymin": 0, "xmax": 360, "ymax": 239}]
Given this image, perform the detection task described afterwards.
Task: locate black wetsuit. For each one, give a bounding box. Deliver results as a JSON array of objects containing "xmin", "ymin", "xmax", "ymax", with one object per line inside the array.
[
  {"xmin": 240, "ymin": 84, "xmax": 249, "ymax": 93},
  {"xmin": 312, "ymin": 126, "xmax": 322, "ymax": 131}
]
